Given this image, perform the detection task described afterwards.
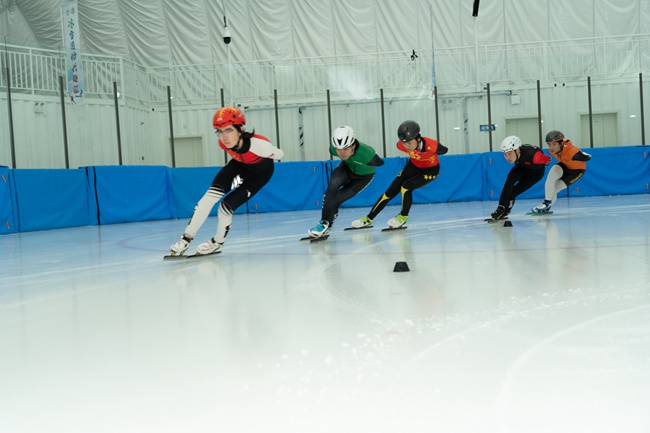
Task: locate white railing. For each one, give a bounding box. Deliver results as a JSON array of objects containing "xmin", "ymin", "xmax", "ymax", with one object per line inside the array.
[
  {"xmin": 2, "ymin": 34, "xmax": 650, "ymax": 107},
  {"xmin": 145, "ymin": 52, "xmax": 431, "ymax": 107}
]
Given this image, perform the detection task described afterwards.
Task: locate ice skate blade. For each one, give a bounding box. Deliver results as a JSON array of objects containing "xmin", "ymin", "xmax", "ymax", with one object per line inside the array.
[
  {"xmin": 382, "ymin": 226, "xmax": 407, "ymax": 232},
  {"xmin": 525, "ymin": 211, "xmax": 553, "ymax": 216},
  {"xmin": 300, "ymin": 234, "xmax": 330, "ymax": 242},
  {"xmin": 163, "ymin": 251, "xmax": 222, "ymax": 261},
  {"xmin": 344, "ymin": 225, "xmax": 373, "ymax": 231},
  {"xmin": 163, "ymin": 253, "xmax": 188, "ymax": 260},
  {"xmin": 484, "ymin": 217, "xmax": 508, "ymax": 223},
  {"xmin": 189, "ymin": 251, "xmax": 222, "ymax": 258}
]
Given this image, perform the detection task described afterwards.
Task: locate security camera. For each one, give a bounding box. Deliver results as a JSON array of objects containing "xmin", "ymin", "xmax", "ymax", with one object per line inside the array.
[{"xmin": 223, "ymin": 27, "xmax": 232, "ymax": 45}]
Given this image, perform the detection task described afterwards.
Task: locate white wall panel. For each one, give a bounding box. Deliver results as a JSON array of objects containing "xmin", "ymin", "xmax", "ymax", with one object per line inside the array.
[
  {"xmin": 0, "ymin": 97, "xmax": 10, "ymax": 166},
  {"xmin": 299, "ymin": 105, "xmax": 333, "ymax": 162},
  {"xmin": 119, "ymin": 105, "xmax": 164, "ymax": 166},
  {"xmin": 166, "ymin": 108, "xmax": 218, "ymax": 166},
  {"xmin": 4, "ymin": 77, "xmax": 649, "ymax": 170},
  {"xmin": 11, "ymin": 99, "xmax": 66, "ymax": 168},
  {"xmin": 66, "ymin": 104, "xmax": 120, "ymax": 168}
]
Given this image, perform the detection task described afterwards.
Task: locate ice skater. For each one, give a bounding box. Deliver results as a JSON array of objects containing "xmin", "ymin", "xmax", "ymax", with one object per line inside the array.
[
  {"xmin": 486, "ymin": 135, "xmax": 550, "ymax": 221},
  {"xmin": 350, "ymin": 120, "xmax": 448, "ymax": 229},
  {"xmin": 307, "ymin": 125, "xmax": 384, "ymax": 238},
  {"xmin": 532, "ymin": 130, "xmax": 590, "ymax": 214},
  {"xmin": 169, "ymin": 106, "xmax": 284, "ymax": 256}
]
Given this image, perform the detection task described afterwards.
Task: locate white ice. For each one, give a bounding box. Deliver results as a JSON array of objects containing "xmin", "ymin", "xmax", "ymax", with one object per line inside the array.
[{"xmin": 1, "ymin": 195, "xmax": 650, "ymax": 433}]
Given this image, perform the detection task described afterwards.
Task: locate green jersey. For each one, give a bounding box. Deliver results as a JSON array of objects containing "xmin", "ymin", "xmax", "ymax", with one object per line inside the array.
[{"xmin": 329, "ymin": 141, "xmax": 378, "ymax": 176}]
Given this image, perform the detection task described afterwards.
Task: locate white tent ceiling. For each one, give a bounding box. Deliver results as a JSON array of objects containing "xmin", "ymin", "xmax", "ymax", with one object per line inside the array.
[
  {"xmin": 1, "ymin": 0, "xmax": 439, "ymax": 67},
  {"xmin": 1, "ymin": 0, "xmax": 649, "ymax": 67}
]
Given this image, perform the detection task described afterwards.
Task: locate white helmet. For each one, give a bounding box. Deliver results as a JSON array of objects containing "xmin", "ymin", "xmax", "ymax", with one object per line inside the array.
[
  {"xmin": 500, "ymin": 135, "xmax": 522, "ymax": 152},
  {"xmin": 331, "ymin": 125, "xmax": 356, "ymax": 149}
]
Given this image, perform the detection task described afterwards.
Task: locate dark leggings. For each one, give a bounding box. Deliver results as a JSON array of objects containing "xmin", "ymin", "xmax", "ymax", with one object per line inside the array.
[
  {"xmin": 321, "ymin": 164, "xmax": 374, "ymax": 226},
  {"xmin": 367, "ymin": 161, "xmax": 439, "ymax": 219},
  {"xmin": 498, "ymin": 164, "xmax": 545, "ymax": 208},
  {"xmin": 211, "ymin": 158, "xmax": 274, "ymax": 212}
]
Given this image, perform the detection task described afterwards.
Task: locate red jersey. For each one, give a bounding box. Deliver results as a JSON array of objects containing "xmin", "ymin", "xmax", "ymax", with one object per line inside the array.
[
  {"xmin": 219, "ymin": 134, "xmax": 284, "ymax": 164},
  {"xmin": 397, "ymin": 136, "xmax": 443, "ymax": 168}
]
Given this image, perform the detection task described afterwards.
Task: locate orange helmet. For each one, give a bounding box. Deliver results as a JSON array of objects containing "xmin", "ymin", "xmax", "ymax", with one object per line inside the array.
[{"xmin": 213, "ymin": 106, "xmax": 246, "ymax": 129}]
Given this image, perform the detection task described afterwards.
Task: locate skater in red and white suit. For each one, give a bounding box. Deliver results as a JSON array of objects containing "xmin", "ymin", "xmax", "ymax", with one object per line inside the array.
[{"xmin": 170, "ymin": 106, "xmax": 283, "ymax": 256}]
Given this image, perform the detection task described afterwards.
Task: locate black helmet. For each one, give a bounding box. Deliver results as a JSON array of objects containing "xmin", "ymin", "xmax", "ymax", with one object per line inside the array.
[
  {"xmin": 545, "ymin": 130, "xmax": 565, "ymax": 142},
  {"xmin": 398, "ymin": 120, "xmax": 420, "ymax": 142}
]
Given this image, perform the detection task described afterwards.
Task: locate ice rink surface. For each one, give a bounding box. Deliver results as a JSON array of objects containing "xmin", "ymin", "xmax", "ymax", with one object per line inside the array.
[{"xmin": 2, "ymin": 195, "xmax": 650, "ymax": 433}]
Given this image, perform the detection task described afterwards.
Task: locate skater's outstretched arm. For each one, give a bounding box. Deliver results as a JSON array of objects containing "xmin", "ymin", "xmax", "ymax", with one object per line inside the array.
[{"xmin": 367, "ymin": 154, "xmax": 384, "ymax": 166}]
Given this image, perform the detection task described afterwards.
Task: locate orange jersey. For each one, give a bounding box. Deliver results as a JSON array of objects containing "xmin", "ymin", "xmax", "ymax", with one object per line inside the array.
[
  {"xmin": 552, "ymin": 140, "xmax": 587, "ymax": 170},
  {"xmin": 396, "ymin": 136, "xmax": 442, "ymax": 168}
]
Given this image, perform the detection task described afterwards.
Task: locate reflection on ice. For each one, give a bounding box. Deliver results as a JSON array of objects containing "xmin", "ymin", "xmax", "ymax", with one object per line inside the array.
[{"xmin": 1, "ymin": 195, "xmax": 650, "ymax": 432}]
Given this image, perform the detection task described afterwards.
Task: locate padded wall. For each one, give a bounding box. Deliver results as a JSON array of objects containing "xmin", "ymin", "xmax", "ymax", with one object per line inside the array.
[
  {"xmin": 249, "ymin": 161, "xmax": 328, "ymax": 213},
  {"xmin": 1, "ymin": 146, "xmax": 648, "ymax": 234},
  {"xmin": 572, "ymin": 146, "xmax": 650, "ymax": 196},
  {"xmin": 427, "ymin": 154, "xmax": 484, "ymax": 203},
  {"xmin": 12, "ymin": 168, "xmax": 93, "ymax": 232},
  {"xmin": 0, "ymin": 166, "xmax": 16, "ymax": 234},
  {"xmin": 484, "ymin": 146, "xmax": 650, "ymax": 201},
  {"xmin": 91, "ymin": 166, "xmax": 175, "ymax": 224}
]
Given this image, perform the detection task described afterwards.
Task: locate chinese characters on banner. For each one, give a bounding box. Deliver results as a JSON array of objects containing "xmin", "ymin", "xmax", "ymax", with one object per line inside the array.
[{"xmin": 61, "ymin": 1, "xmax": 84, "ymax": 104}]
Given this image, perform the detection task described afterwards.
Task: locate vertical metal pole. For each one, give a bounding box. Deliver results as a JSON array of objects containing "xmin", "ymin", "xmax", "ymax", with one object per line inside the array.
[
  {"xmin": 640, "ymin": 73, "xmax": 646, "ymax": 146},
  {"xmin": 380, "ymin": 88, "xmax": 386, "ymax": 157},
  {"xmin": 487, "ymin": 82, "xmax": 493, "ymax": 151},
  {"xmin": 587, "ymin": 76, "xmax": 594, "ymax": 148},
  {"xmin": 59, "ymin": 76, "xmax": 70, "ymax": 168},
  {"xmin": 434, "ymin": 85, "xmax": 440, "ymax": 143},
  {"xmin": 220, "ymin": 87, "xmax": 227, "ymax": 164},
  {"xmin": 227, "ymin": 44, "xmax": 233, "ymax": 105},
  {"xmin": 474, "ymin": 19, "xmax": 480, "ymax": 92},
  {"xmin": 537, "ymin": 80, "xmax": 543, "ymax": 147},
  {"xmin": 327, "ymin": 89, "xmax": 332, "ymax": 160},
  {"xmin": 4, "ymin": 66, "xmax": 17, "ymax": 168},
  {"xmin": 113, "ymin": 81, "xmax": 123, "ymax": 165},
  {"xmin": 274, "ymin": 89, "xmax": 280, "ymax": 150},
  {"xmin": 167, "ymin": 85, "xmax": 175, "ymax": 167},
  {"xmin": 298, "ymin": 107, "xmax": 305, "ymax": 161},
  {"xmin": 462, "ymin": 97, "xmax": 470, "ymax": 153}
]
